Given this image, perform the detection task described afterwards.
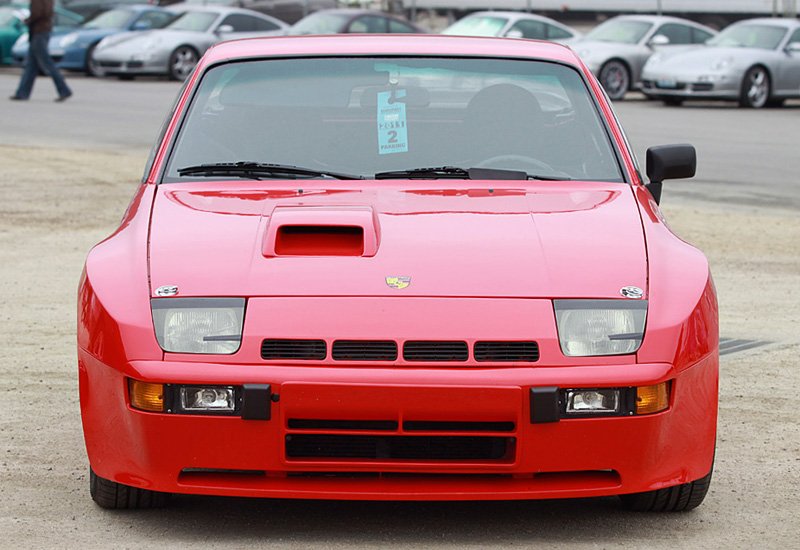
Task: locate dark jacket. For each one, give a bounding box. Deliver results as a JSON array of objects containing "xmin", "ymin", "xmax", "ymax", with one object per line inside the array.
[{"xmin": 26, "ymin": 0, "xmax": 54, "ymax": 35}]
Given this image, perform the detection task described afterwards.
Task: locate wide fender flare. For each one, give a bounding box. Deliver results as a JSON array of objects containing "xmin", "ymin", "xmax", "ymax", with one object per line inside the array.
[{"xmin": 636, "ymin": 189, "xmax": 719, "ymax": 370}]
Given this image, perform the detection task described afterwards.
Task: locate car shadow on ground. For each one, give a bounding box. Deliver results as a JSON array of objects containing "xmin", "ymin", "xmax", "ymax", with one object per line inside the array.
[{"xmin": 100, "ymin": 494, "xmax": 707, "ymax": 546}]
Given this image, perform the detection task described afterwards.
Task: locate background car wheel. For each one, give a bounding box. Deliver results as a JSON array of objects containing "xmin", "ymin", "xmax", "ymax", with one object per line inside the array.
[
  {"xmin": 169, "ymin": 46, "xmax": 199, "ymax": 81},
  {"xmin": 739, "ymin": 66, "xmax": 770, "ymax": 108},
  {"xmin": 90, "ymin": 467, "xmax": 171, "ymax": 509},
  {"xmin": 619, "ymin": 466, "xmax": 713, "ymax": 512},
  {"xmin": 599, "ymin": 60, "xmax": 630, "ymax": 101},
  {"xmin": 85, "ymin": 44, "xmax": 104, "ymax": 78}
]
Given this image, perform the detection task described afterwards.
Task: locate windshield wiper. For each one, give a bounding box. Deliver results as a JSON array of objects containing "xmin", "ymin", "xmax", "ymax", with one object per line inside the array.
[
  {"xmin": 374, "ymin": 166, "xmax": 472, "ymax": 179},
  {"xmin": 177, "ymin": 162, "xmax": 363, "ymax": 180},
  {"xmin": 374, "ymin": 166, "xmax": 568, "ymax": 181}
]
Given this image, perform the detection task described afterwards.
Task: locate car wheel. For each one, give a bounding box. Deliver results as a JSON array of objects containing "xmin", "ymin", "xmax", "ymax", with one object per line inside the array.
[
  {"xmin": 169, "ymin": 46, "xmax": 199, "ymax": 81},
  {"xmin": 599, "ymin": 60, "xmax": 630, "ymax": 101},
  {"xmin": 89, "ymin": 467, "xmax": 171, "ymax": 509},
  {"xmin": 739, "ymin": 66, "xmax": 770, "ymax": 108},
  {"xmin": 85, "ymin": 43, "xmax": 104, "ymax": 78},
  {"xmin": 619, "ymin": 465, "xmax": 713, "ymax": 512}
]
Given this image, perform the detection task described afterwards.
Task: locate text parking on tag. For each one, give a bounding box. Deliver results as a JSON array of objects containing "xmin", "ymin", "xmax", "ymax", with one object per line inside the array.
[{"xmin": 377, "ymin": 89, "xmax": 408, "ymax": 155}]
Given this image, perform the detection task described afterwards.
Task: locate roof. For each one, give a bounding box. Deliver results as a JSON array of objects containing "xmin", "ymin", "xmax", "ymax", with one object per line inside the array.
[{"xmin": 203, "ymin": 33, "xmax": 582, "ymax": 66}]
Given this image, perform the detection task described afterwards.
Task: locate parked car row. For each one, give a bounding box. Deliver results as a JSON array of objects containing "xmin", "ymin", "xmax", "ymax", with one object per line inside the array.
[{"xmin": 5, "ymin": 4, "xmax": 800, "ymax": 107}]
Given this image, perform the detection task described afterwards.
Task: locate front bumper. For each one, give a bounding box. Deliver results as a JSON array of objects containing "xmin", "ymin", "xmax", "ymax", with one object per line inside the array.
[
  {"xmin": 640, "ymin": 72, "xmax": 740, "ymax": 101},
  {"xmin": 79, "ymin": 350, "xmax": 718, "ymax": 501},
  {"xmin": 92, "ymin": 54, "xmax": 168, "ymax": 76}
]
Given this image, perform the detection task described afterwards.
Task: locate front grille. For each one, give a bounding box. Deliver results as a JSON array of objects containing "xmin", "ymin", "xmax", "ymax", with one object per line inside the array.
[
  {"xmin": 332, "ymin": 340, "xmax": 398, "ymax": 361},
  {"xmin": 474, "ymin": 341, "xmax": 539, "ymax": 362},
  {"xmin": 403, "ymin": 341, "xmax": 468, "ymax": 362},
  {"xmin": 99, "ymin": 61, "xmax": 121, "ymax": 68},
  {"xmin": 259, "ymin": 339, "xmax": 540, "ymax": 362},
  {"xmin": 692, "ymin": 83, "xmax": 714, "ymax": 92},
  {"xmin": 261, "ymin": 339, "xmax": 326, "ymax": 360},
  {"xmin": 285, "ymin": 434, "xmax": 509, "ymax": 460}
]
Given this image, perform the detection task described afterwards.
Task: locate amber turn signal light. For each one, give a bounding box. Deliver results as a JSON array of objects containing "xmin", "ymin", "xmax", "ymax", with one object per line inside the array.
[
  {"xmin": 636, "ymin": 382, "xmax": 670, "ymax": 415},
  {"xmin": 129, "ymin": 379, "xmax": 165, "ymax": 412}
]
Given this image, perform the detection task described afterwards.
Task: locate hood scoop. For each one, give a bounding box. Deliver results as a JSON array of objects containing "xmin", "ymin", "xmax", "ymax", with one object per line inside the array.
[{"xmin": 263, "ymin": 205, "xmax": 380, "ymax": 257}]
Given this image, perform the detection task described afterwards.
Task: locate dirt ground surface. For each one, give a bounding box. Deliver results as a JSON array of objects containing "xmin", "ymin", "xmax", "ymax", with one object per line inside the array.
[{"xmin": 0, "ymin": 144, "xmax": 798, "ymax": 549}]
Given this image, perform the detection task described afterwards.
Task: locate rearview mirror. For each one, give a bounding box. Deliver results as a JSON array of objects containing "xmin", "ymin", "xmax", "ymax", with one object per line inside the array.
[
  {"xmin": 645, "ymin": 144, "xmax": 696, "ymax": 204},
  {"xmin": 649, "ymin": 34, "xmax": 670, "ymax": 47}
]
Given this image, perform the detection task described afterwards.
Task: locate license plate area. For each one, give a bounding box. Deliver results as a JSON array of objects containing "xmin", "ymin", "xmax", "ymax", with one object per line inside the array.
[{"xmin": 280, "ymin": 383, "xmax": 522, "ymax": 466}]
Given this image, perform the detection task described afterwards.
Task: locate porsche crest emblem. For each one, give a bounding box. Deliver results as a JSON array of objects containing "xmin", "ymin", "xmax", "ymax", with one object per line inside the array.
[{"xmin": 385, "ymin": 276, "xmax": 411, "ymax": 289}]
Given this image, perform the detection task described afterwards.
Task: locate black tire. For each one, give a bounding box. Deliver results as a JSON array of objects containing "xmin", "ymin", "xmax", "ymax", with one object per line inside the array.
[
  {"xmin": 89, "ymin": 467, "xmax": 171, "ymax": 509},
  {"xmin": 168, "ymin": 45, "xmax": 199, "ymax": 81},
  {"xmin": 619, "ymin": 466, "xmax": 713, "ymax": 512},
  {"xmin": 599, "ymin": 59, "xmax": 630, "ymax": 101},
  {"xmin": 85, "ymin": 43, "xmax": 104, "ymax": 78},
  {"xmin": 739, "ymin": 65, "xmax": 770, "ymax": 108}
]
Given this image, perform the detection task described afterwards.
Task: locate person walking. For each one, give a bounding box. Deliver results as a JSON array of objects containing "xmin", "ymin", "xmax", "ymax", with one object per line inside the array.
[{"xmin": 9, "ymin": 0, "xmax": 72, "ymax": 102}]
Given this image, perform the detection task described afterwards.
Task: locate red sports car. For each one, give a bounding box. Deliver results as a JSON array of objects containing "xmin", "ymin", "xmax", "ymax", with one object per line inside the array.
[{"xmin": 78, "ymin": 34, "xmax": 718, "ymax": 511}]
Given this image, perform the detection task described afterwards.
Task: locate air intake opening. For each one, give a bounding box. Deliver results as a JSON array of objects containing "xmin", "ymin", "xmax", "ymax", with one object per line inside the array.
[{"xmin": 274, "ymin": 225, "xmax": 364, "ymax": 256}]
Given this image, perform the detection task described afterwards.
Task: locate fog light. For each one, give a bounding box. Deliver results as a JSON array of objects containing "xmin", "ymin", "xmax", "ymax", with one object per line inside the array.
[
  {"xmin": 565, "ymin": 389, "xmax": 620, "ymax": 414},
  {"xmin": 636, "ymin": 382, "xmax": 670, "ymax": 415},
  {"xmin": 179, "ymin": 386, "xmax": 236, "ymax": 412},
  {"xmin": 129, "ymin": 380, "xmax": 165, "ymax": 412}
]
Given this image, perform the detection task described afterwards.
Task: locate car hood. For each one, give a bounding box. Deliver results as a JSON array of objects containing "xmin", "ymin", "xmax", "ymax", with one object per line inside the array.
[
  {"xmin": 645, "ymin": 45, "xmax": 764, "ymax": 71},
  {"xmin": 574, "ymin": 40, "xmax": 642, "ymax": 63},
  {"xmin": 147, "ymin": 181, "xmax": 648, "ymax": 299},
  {"xmin": 95, "ymin": 29, "xmax": 200, "ymax": 55}
]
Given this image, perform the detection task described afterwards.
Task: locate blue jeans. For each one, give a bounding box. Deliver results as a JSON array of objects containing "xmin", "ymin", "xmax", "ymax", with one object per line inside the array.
[{"xmin": 14, "ymin": 32, "xmax": 71, "ymax": 99}]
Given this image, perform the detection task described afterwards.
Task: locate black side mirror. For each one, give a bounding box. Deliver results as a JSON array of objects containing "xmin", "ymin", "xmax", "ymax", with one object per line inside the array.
[{"xmin": 645, "ymin": 144, "xmax": 696, "ymax": 204}]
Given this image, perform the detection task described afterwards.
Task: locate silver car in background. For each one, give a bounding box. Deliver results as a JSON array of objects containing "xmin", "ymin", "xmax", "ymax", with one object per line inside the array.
[
  {"xmin": 92, "ymin": 5, "xmax": 287, "ymax": 80},
  {"xmin": 574, "ymin": 15, "xmax": 716, "ymax": 100},
  {"xmin": 641, "ymin": 18, "xmax": 800, "ymax": 108},
  {"xmin": 441, "ymin": 10, "xmax": 581, "ymax": 45}
]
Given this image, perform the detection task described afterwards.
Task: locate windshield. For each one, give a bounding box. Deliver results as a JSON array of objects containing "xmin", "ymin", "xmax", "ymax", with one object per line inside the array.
[
  {"xmin": 584, "ymin": 19, "xmax": 652, "ymax": 44},
  {"xmin": 0, "ymin": 7, "xmax": 20, "ymax": 26},
  {"xmin": 168, "ymin": 11, "xmax": 217, "ymax": 32},
  {"xmin": 85, "ymin": 8, "xmax": 135, "ymax": 30},
  {"xmin": 442, "ymin": 15, "xmax": 508, "ymax": 37},
  {"xmin": 708, "ymin": 23, "xmax": 787, "ymax": 50},
  {"xmin": 163, "ymin": 56, "xmax": 622, "ymax": 182},
  {"xmin": 289, "ymin": 12, "xmax": 350, "ymax": 34}
]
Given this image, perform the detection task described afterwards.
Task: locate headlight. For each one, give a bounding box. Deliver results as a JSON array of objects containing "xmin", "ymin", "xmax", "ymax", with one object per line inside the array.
[
  {"xmin": 151, "ymin": 297, "xmax": 245, "ymax": 354},
  {"xmin": 710, "ymin": 56, "xmax": 733, "ymax": 71},
  {"xmin": 59, "ymin": 32, "xmax": 79, "ymax": 47},
  {"xmin": 14, "ymin": 33, "xmax": 29, "ymax": 47},
  {"xmin": 554, "ymin": 300, "xmax": 647, "ymax": 357}
]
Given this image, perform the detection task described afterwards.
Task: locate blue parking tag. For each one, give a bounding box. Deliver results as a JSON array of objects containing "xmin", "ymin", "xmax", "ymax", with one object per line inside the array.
[{"xmin": 377, "ymin": 89, "xmax": 408, "ymax": 155}]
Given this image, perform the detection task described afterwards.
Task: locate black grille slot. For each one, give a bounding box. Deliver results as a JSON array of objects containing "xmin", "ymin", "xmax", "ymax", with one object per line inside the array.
[
  {"xmin": 261, "ymin": 339, "xmax": 326, "ymax": 360},
  {"xmin": 474, "ymin": 341, "xmax": 539, "ymax": 362},
  {"xmin": 403, "ymin": 341, "xmax": 468, "ymax": 362},
  {"xmin": 286, "ymin": 434, "xmax": 508, "ymax": 460},
  {"xmin": 332, "ymin": 340, "xmax": 397, "ymax": 361},
  {"xmin": 403, "ymin": 421, "xmax": 515, "ymax": 432},
  {"xmin": 288, "ymin": 419, "xmax": 398, "ymax": 431}
]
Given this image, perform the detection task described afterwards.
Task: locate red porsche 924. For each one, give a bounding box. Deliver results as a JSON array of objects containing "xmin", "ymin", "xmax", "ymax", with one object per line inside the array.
[{"xmin": 78, "ymin": 34, "xmax": 718, "ymax": 511}]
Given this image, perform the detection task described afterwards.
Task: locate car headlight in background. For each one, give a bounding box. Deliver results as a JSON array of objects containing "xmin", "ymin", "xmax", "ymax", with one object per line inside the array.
[
  {"xmin": 554, "ymin": 299, "xmax": 647, "ymax": 356},
  {"xmin": 58, "ymin": 32, "xmax": 79, "ymax": 47},
  {"xmin": 710, "ymin": 56, "xmax": 733, "ymax": 71},
  {"xmin": 151, "ymin": 297, "xmax": 245, "ymax": 354}
]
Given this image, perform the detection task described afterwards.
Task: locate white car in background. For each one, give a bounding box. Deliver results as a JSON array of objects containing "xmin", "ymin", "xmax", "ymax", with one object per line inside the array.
[
  {"xmin": 92, "ymin": 5, "xmax": 287, "ymax": 80},
  {"xmin": 574, "ymin": 15, "xmax": 716, "ymax": 100},
  {"xmin": 442, "ymin": 11, "xmax": 581, "ymax": 44}
]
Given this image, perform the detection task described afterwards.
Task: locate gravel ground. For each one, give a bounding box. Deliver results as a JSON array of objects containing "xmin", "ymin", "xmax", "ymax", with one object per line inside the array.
[{"xmin": 0, "ymin": 145, "xmax": 798, "ymax": 549}]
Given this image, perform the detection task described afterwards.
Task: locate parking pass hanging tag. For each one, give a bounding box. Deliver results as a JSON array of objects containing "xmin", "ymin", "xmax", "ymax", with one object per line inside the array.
[{"xmin": 377, "ymin": 89, "xmax": 408, "ymax": 155}]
